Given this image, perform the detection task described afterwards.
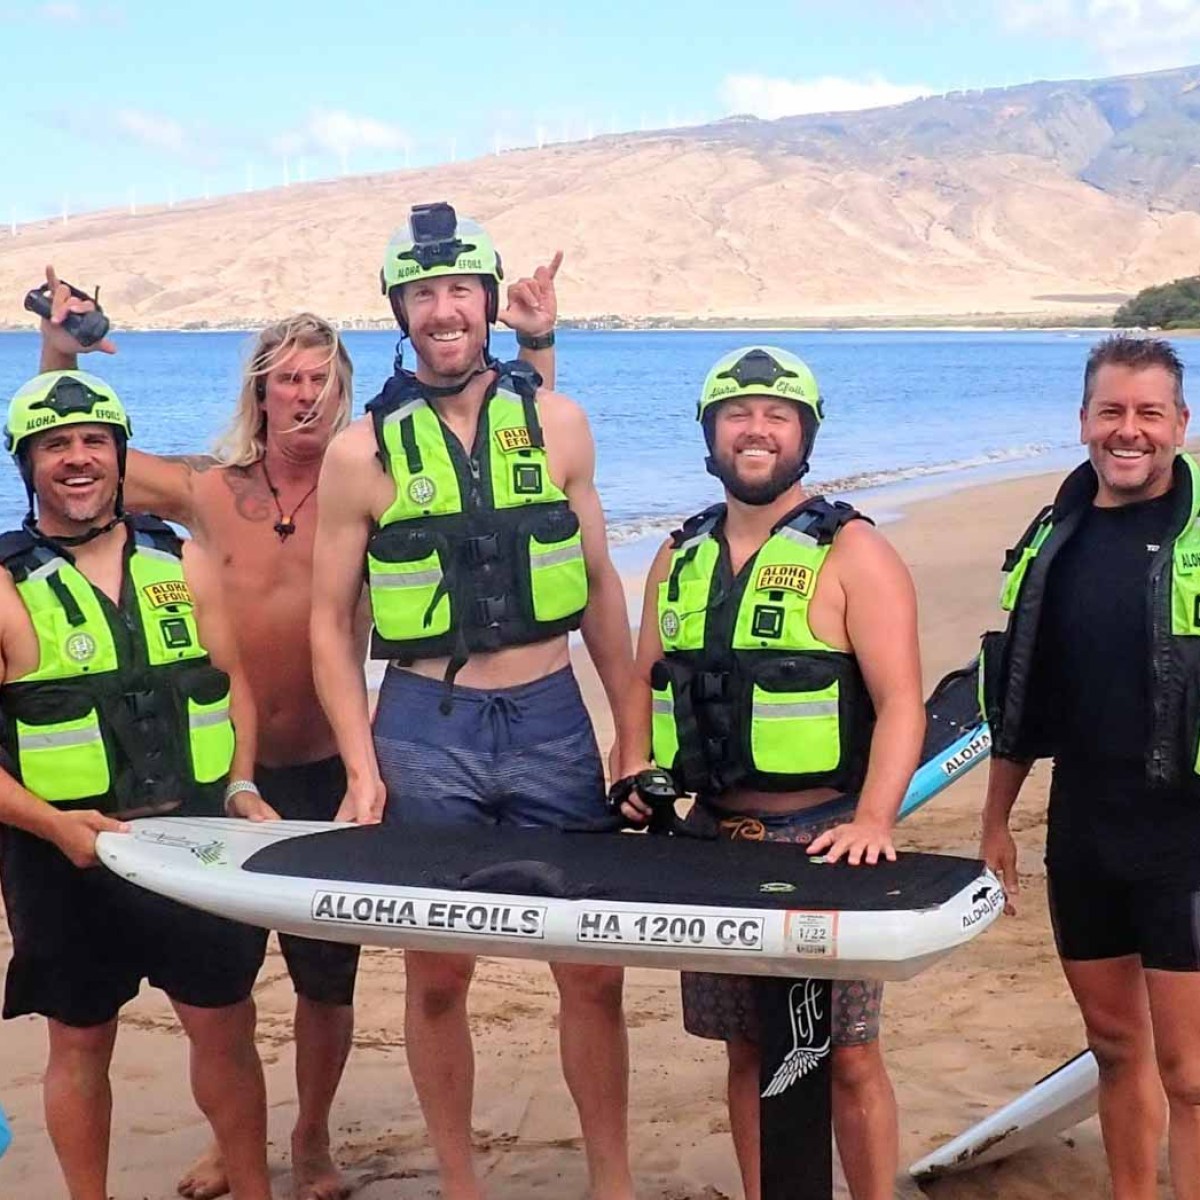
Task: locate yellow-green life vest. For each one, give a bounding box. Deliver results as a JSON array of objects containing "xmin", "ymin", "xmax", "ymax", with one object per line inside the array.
[
  {"xmin": 366, "ymin": 364, "xmax": 588, "ymax": 666},
  {"xmin": 983, "ymin": 452, "xmax": 1200, "ymax": 792},
  {"xmin": 0, "ymin": 516, "xmax": 234, "ymax": 814},
  {"xmin": 652, "ymin": 497, "xmax": 875, "ymax": 795}
]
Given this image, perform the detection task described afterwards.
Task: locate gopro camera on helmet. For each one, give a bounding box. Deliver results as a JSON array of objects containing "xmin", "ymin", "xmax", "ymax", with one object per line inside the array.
[
  {"xmin": 410, "ymin": 201, "xmax": 458, "ymax": 243},
  {"xmin": 23, "ymin": 279, "xmax": 110, "ymax": 349}
]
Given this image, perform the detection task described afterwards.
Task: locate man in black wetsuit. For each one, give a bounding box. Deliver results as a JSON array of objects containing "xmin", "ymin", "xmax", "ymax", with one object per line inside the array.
[{"xmin": 981, "ymin": 334, "xmax": 1200, "ymax": 1200}]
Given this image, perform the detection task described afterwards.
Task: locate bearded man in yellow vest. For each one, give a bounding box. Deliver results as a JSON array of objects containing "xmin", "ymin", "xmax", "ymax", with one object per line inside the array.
[
  {"xmin": 0, "ymin": 371, "xmax": 276, "ymax": 1200},
  {"xmin": 617, "ymin": 347, "xmax": 925, "ymax": 1200},
  {"xmin": 311, "ymin": 203, "xmax": 638, "ymax": 1200}
]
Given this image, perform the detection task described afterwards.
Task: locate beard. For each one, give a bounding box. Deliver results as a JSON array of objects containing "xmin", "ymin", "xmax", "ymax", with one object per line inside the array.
[
  {"xmin": 707, "ymin": 445, "xmax": 808, "ymax": 506},
  {"xmin": 44, "ymin": 481, "xmax": 117, "ymax": 527}
]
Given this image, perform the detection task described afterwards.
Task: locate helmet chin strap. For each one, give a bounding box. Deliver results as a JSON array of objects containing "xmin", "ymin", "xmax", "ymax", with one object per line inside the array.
[
  {"xmin": 23, "ymin": 511, "xmax": 124, "ymax": 548},
  {"xmin": 394, "ymin": 331, "xmax": 498, "ymax": 401}
]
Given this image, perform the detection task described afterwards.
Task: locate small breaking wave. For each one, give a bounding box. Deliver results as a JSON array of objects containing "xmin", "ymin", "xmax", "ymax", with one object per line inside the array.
[
  {"xmin": 604, "ymin": 442, "xmax": 1059, "ymax": 546},
  {"xmin": 814, "ymin": 442, "xmax": 1055, "ymax": 495}
]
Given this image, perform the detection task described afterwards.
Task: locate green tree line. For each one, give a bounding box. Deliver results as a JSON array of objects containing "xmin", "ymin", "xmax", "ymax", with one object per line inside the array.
[{"xmin": 1115, "ymin": 275, "xmax": 1200, "ymax": 329}]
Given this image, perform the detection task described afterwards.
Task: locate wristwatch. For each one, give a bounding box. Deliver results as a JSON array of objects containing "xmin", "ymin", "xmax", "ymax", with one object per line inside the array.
[{"xmin": 516, "ymin": 330, "xmax": 556, "ymax": 350}]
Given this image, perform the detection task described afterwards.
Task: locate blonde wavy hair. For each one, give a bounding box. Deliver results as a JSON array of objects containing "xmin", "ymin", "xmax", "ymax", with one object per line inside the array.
[{"xmin": 211, "ymin": 313, "xmax": 354, "ymax": 466}]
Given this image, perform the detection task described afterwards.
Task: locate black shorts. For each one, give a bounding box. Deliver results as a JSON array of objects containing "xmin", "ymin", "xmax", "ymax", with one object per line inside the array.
[
  {"xmin": 1047, "ymin": 850, "xmax": 1200, "ymax": 972},
  {"xmin": 1, "ymin": 824, "xmax": 267, "ymax": 1028},
  {"xmin": 256, "ymin": 756, "xmax": 360, "ymax": 1006},
  {"xmin": 1046, "ymin": 771, "xmax": 1200, "ymax": 972}
]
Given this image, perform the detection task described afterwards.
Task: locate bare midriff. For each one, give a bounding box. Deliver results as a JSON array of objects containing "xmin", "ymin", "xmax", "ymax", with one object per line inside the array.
[
  {"xmin": 393, "ymin": 634, "xmax": 572, "ymax": 692},
  {"xmin": 192, "ymin": 468, "xmax": 346, "ymax": 768}
]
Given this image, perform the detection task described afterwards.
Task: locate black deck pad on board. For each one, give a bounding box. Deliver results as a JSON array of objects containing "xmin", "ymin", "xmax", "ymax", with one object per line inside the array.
[{"xmin": 245, "ymin": 823, "xmax": 984, "ymax": 912}]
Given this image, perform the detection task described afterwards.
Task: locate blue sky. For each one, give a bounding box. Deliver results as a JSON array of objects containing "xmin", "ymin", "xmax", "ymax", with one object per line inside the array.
[{"xmin": 4, "ymin": 0, "xmax": 1200, "ymax": 225}]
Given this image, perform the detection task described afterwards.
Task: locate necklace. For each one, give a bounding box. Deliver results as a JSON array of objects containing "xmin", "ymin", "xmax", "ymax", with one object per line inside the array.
[{"xmin": 260, "ymin": 459, "xmax": 319, "ymax": 542}]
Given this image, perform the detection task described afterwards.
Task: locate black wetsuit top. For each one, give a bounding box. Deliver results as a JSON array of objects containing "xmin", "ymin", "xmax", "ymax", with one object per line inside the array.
[{"xmin": 1028, "ymin": 491, "xmax": 1200, "ymax": 879}]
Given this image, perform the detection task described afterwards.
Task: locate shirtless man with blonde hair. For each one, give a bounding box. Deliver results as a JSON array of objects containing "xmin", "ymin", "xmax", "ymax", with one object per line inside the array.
[{"xmin": 36, "ymin": 258, "xmax": 561, "ymax": 1200}]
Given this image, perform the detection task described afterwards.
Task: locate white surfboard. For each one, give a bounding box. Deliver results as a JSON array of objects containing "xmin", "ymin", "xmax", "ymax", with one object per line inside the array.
[
  {"xmin": 97, "ymin": 817, "xmax": 1004, "ymax": 981},
  {"xmin": 909, "ymin": 1050, "xmax": 1099, "ymax": 1179}
]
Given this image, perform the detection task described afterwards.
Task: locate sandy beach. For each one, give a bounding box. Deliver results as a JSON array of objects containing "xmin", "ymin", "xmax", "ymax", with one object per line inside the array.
[{"xmin": 0, "ymin": 460, "xmax": 1149, "ymax": 1199}]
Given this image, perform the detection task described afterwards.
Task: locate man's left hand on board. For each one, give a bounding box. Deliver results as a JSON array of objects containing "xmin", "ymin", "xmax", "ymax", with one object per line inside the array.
[
  {"xmin": 497, "ymin": 250, "xmax": 562, "ymax": 337},
  {"xmin": 807, "ymin": 819, "xmax": 897, "ymax": 865}
]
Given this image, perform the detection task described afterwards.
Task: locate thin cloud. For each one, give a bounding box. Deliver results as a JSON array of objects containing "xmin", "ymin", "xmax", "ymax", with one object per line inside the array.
[
  {"xmin": 998, "ymin": 0, "xmax": 1200, "ymax": 71},
  {"xmin": 114, "ymin": 108, "xmax": 187, "ymax": 155},
  {"xmin": 720, "ymin": 74, "xmax": 933, "ymax": 120},
  {"xmin": 270, "ymin": 109, "xmax": 411, "ymax": 160}
]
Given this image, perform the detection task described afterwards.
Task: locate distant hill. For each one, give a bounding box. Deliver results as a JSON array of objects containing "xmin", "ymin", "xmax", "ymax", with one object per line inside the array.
[{"xmin": 5, "ymin": 65, "xmax": 1200, "ymax": 328}]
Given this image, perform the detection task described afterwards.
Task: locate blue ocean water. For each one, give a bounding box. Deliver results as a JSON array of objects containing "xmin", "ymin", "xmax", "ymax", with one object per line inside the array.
[{"xmin": 0, "ymin": 328, "xmax": 1187, "ymax": 538}]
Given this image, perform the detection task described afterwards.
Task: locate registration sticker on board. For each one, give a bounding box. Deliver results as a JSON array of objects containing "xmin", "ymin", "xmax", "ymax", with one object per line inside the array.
[
  {"xmin": 785, "ymin": 911, "xmax": 838, "ymax": 957},
  {"xmin": 312, "ymin": 892, "xmax": 546, "ymax": 939},
  {"xmin": 576, "ymin": 910, "xmax": 765, "ymax": 952}
]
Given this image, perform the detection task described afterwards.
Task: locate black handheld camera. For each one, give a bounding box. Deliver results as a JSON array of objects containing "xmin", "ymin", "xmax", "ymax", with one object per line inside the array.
[{"xmin": 24, "ymin": 279, "xmax": 110, "ymax": 349}]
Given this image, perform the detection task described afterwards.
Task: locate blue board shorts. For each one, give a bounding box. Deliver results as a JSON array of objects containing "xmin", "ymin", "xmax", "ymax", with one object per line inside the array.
[
  {"xmin": 373, "ymin": 665, "xmax": 607, "ymax": 828},
  {"xmin": 680, "ymin": 798, "xmax": 885, "ymax": 1047}
]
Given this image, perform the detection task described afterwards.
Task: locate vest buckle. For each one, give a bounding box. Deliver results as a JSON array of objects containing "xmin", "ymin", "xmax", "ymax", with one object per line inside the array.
[
  {"xmin": 693, "ymin": 671, "xmax": 730, "ymax": 703},
  {"xmin": 474, "ymin": 595, "xmax": 514, "ymax": 627},
  {"xmin": 465, "ymin": 533, "xmax": 501, "ymax": 565}
]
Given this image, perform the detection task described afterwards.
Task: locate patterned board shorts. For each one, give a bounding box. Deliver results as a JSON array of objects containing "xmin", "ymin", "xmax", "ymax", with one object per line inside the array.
[{"xmin": 680, "ymin": 797, "xmax": 885, "ymax": 1047}]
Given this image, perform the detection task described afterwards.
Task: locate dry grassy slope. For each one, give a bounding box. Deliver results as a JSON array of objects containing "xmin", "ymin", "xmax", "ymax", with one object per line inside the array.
[{"xmin": 2, "ymin": 133, "xmax": 1199, "ymax": 326}]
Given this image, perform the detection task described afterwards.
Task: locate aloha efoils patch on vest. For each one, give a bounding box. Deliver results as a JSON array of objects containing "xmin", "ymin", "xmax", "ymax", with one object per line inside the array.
[
  {"xmin": 64, "ymin": 632, "xmax": 97, "ymax": 663},
  {"xmin": 755, "ymin": 563, "xmax": 814, "ymax": 597},
  {"xmin": 495, "ymin": 427, "xmax": 533, "ymax": 453},
  {"xmin": 142, "ymin": 580, "xmax": 192, "ymax": 609}
]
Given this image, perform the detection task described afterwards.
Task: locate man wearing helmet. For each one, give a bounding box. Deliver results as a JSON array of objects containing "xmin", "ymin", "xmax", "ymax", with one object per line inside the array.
[
  {"xmin": 311, "ymin": 203, "xmax": 638, "ymax": 1200},
  {"xmin": 0, "ymin": 371, "xmax": 275, "ymax": 1200},
  {"xmin": 35, "ymin": 260, "xmax": 559, "ymax": 1200},
  {"xmin": 616, "ymin": 348, "xmax": 925, "ymax": 1200}
]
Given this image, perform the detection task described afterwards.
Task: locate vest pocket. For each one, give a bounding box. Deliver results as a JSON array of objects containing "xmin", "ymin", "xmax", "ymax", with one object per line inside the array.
[
  {"xmin": 524, "ymin": 510, "xmax": 588, "ymax": 624},
  {"xmin": 15, "ymin": 708, "xmax": 110, "ymax": 802},
  {"xmin": 368, "ymin": 530, "xmax": 453, "ymax": 642},
  {"xmin": 747, "ymin": 662, "xmax": 842, "ymax": 777},
  {"xmin": 186, "ymin": 695, "xmax": 235, "ymax": 785}
]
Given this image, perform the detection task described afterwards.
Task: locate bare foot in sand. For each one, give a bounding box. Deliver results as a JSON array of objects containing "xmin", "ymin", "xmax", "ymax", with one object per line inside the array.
[
  {"xmin": 292, "ymin": 1126, "xmax": 350, "ymax": 1200},
  {"xmin": 177, "ymin": 1143, "xmax": 229, "ymax": 1200}
]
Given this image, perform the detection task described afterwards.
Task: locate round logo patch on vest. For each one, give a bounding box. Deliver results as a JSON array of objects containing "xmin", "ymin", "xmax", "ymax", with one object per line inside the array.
[
  {"xmin": 660, "ymin": 609, "xmax": 681, "ymax": 640},
  {"xmin": 65, "ymin": 632, "xmax": 97, "ymax": 663},
  {"xmin": 759, "ymin": 881, "xmax": 797, "ymax": 895},
  {"xmin": 407, "ymin": 476, "xmax": 437, "ymax": 506}
]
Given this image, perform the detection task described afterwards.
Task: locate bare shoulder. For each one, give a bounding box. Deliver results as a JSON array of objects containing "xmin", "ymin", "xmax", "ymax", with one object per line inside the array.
[
  {"xmin": 324, "ymin": 414, "xmax": 377, "ymax": 471},
  {"xmin": 536, "ymin": 389, "xmax": 589, "ymax": 432},
  {"xmin": 829, "ymin": 517, "xmax": 913, "ymax": 586},
  {"xmin": 646, "ymin": 537, "xmax": 675, "ymax": 587}
]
